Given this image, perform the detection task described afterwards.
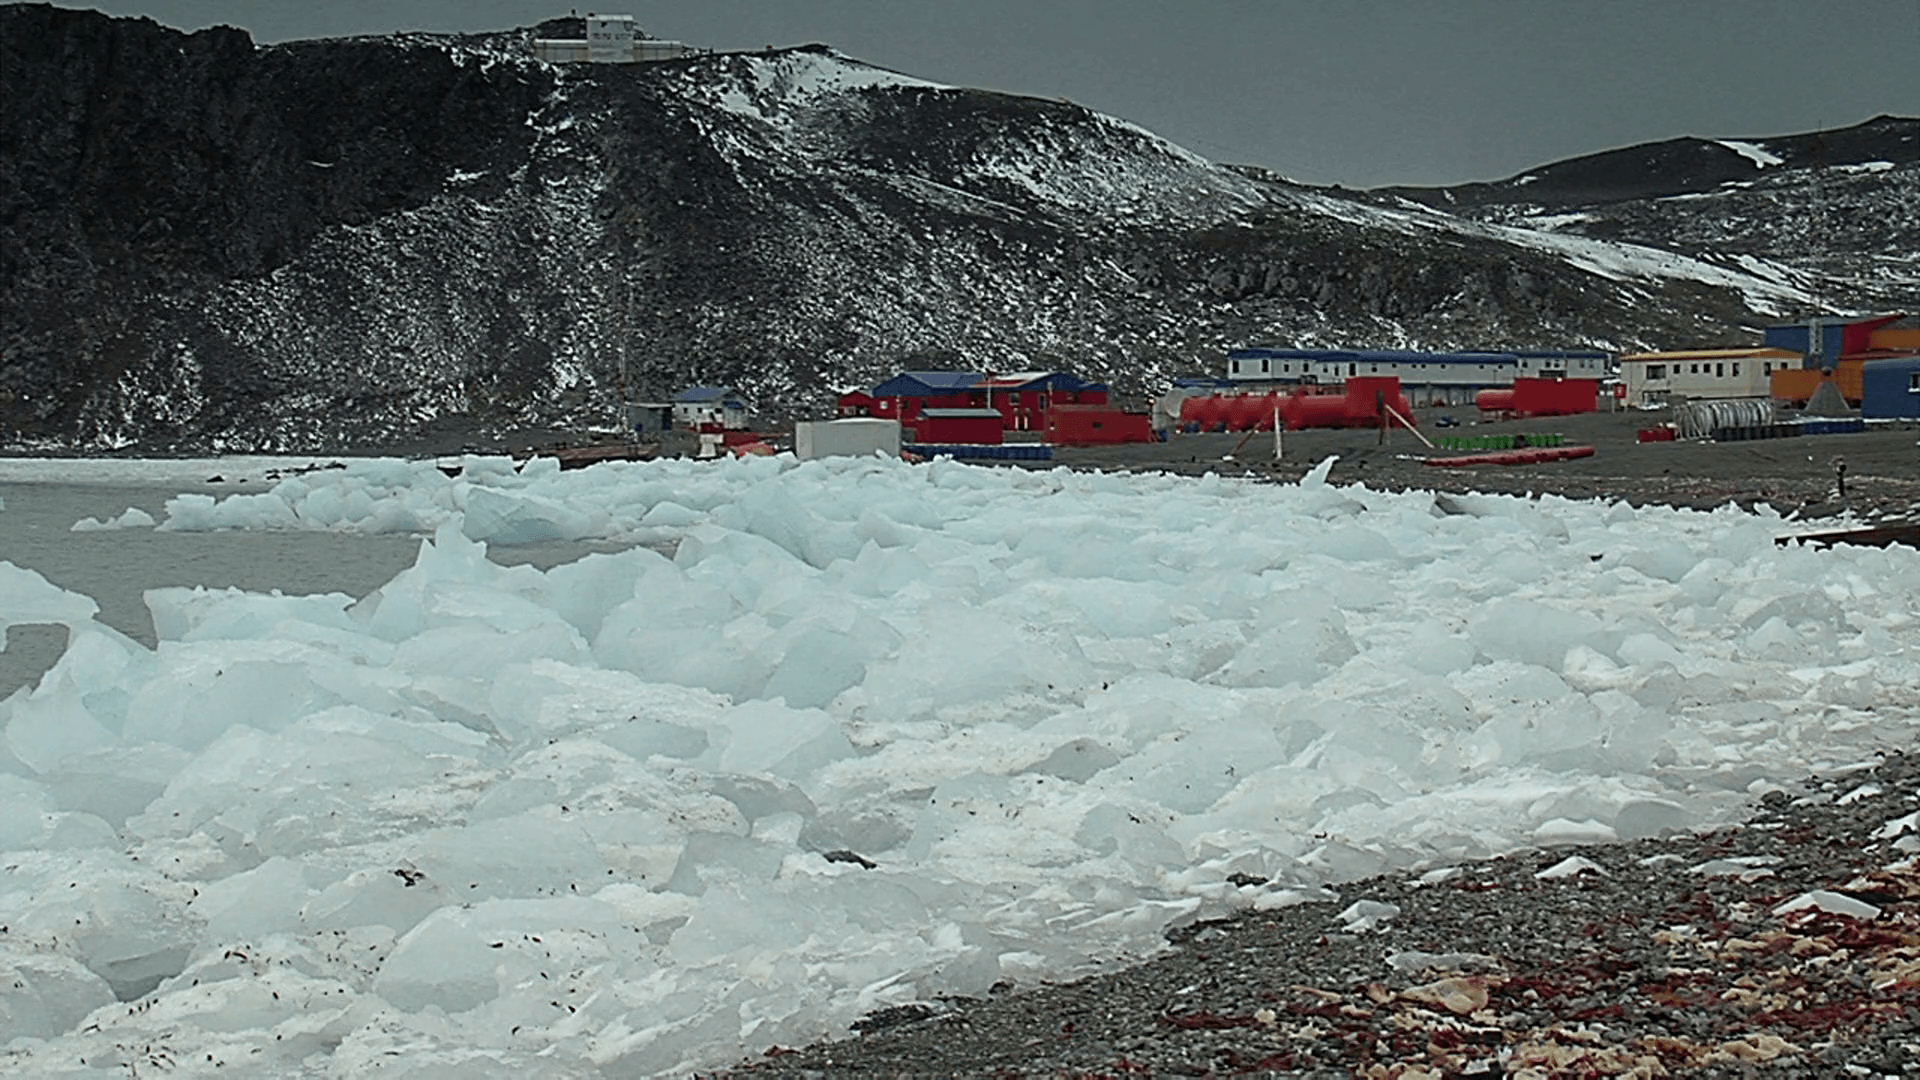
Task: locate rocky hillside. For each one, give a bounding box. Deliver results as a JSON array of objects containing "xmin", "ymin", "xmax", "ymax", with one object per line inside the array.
[
  {"xmin": 3, "ymin": 4, "xmax": 1914, "ymax": 453},
  {"xmin": 1381, "ymin": 117, "xmax": 1920, "ymax": 317}
]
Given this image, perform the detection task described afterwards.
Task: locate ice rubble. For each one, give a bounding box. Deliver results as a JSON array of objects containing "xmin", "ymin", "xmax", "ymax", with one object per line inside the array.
[{"xmin": 4, "ymin": 452, "xmax": 1919, "ymax": 1075}]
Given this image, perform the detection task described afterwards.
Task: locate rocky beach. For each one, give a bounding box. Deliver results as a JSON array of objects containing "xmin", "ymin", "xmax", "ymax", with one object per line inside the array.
[{"xmin": 724, "ymin": 753, "xmax": 1920, "ymax": 1078}]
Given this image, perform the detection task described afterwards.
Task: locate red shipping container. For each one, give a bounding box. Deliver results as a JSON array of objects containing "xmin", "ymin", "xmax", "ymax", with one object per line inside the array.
[
  {"xmin": 1045, "ymin": 406, "xmax": 1156, "ymax": 446},
  {"xmin": 1482, "ymin": 378, "xmax": 1598, "ymax": 417}
]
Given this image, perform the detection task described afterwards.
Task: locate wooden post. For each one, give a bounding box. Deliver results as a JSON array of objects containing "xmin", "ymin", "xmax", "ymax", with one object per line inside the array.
[{"xmin": 1381, "ymin": 401, "xmax": 1436, "ymax": 449}]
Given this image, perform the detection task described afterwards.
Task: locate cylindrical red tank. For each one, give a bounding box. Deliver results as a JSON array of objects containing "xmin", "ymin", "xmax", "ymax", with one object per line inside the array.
[
  {"xmin": 1224, "ymin": 394, "xmax": 1270, "ymax": 431},
  {"xmin": 1179, "ymin": 395, "xmax": 1222, "ymax": 430},
  {"xmin": 1288, "ymin": 393, "xmax": 1350, "ymax": 430},
  {"xmin": 1476, "ymin": 388, "xmax": 1515, "ymax": 412}
]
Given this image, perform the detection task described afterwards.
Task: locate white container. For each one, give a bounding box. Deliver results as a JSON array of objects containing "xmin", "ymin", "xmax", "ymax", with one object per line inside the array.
[{"xmin": 794, "ymin": 418, "xmax": 902, "ymax": 461}]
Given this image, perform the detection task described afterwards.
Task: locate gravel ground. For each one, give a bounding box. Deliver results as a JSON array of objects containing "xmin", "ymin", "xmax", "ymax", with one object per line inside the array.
[
  {"xmin": 717, "ymin": 409, "xmax": 1920, "ymax": 1079},
  {"xmin": 723, "ymin": 756, "xmax": 1920, "ymax": 1079},
  {"xmin": 1051, "ymin": 408, "xmax": 1920, "ymax": 528}
]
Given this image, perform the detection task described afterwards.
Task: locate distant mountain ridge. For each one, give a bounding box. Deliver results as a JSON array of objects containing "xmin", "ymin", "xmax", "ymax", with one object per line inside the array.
[
  {"xmin": 1378, "ymin": 118, "xmax": 1919, "ymax": 316},
  {"xmin": 2, "ymin": 4, "xmax": 1914, "ymax": 453},
  {"xmin": 1383, "ymin": 116, "xmax": 1919, "ymax": 208}
]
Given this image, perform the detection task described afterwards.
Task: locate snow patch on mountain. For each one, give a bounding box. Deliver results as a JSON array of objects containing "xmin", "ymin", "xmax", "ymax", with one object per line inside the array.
[
  {"xmin": 1521, "ymin": 212, "xmax": 1595, "ymax": 231},
  {"xmin": 705, "ymin": 48, "xmax": 947, "ymax": 123},
  {"xmin": 1718, "ymin": 139, "xmax": 1784, "ymax": 168},
  {"xmin": 1479, "ymin": 223, "xmax": 1815, "ymax": 315},
  {"xmin": 1294, "ymin": 190, "xmax": 1818, "ymax": 315}
]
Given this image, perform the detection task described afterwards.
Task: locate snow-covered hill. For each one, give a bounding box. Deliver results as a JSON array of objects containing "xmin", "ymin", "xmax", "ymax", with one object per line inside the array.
[
  {"xmin": 2, "ymin": 6, "xmax": 1912, "ymax": 452},
  {"xmin": 1382, "ymin": 118, "xmax": 1920, "ymax": 314}
]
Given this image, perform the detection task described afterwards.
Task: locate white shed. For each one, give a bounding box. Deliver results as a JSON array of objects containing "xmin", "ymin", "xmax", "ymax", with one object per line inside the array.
[{"xmin": 794, "ymin": 418, "xmax": 902, "ymax": 460}]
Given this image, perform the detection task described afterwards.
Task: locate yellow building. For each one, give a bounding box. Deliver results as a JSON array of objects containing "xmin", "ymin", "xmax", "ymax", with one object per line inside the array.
[{"xmin": 1616, "ymin": 347, "xmax": 1800, "ymax": 407}]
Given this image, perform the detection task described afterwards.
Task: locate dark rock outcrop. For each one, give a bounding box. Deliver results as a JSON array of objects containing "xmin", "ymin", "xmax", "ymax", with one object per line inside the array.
[{"xmin": 3, "ymin": 4, "xmax": 1913, "ymax": 453}]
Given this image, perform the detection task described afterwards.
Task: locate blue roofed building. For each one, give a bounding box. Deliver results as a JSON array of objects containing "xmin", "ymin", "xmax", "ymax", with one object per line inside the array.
[
  {"xmin": 1224, "ymin": 347, "xmax": 1607, "ymax": 406},
  {"xmin": 671, "ymin": 385, "xmax": 751, "ymax": 430}
]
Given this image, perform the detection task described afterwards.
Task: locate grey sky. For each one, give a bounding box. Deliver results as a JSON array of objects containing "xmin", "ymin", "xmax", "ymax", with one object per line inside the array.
[{"xmin": 76, "ymin": 0, "xmax": 1920, "ymax": 188}]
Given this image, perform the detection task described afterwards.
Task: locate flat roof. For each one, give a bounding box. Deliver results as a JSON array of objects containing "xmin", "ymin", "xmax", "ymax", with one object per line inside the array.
[
  {"xmin": 1230, "ymin": 348, "xmax": 1521, "ymax": 365},
  {"xmin": 1617, "ymin": 348, "xmax": 1800, "ymax": 362}
]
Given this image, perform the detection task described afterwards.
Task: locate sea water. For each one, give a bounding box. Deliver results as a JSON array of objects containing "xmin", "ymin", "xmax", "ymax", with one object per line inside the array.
[{"xmin": 0, "ymin": 477, "xmax": 613, "ymax": 697}]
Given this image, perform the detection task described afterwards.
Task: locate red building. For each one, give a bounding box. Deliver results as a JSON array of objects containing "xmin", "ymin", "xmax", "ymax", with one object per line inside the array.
[
  {"xmin": 862, "ymin": 372, "xmax": 987, "ymax": 425},
  {"xmin": 976, "ymin": 372, "xmax": 1110, "ymax": 431},
  {"xmin": 913, "ymin": 408, "xmax": 1006, "ymax": 444},
  {"xmin": 853, "ymin": 371, "xmax": 1111, "ymax": 433},
  {"xmin": 836, "ymin": 390, "xmax": 878, "ymax": 418}
]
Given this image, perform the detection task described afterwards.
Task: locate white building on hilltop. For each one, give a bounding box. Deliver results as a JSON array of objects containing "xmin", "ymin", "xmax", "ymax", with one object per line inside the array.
[{"xmin": 532, "ymin": 14, "xmax": 699, "ymax": 64}]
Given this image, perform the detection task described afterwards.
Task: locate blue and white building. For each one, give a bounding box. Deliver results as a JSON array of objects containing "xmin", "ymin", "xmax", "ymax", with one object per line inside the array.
[
  {"xmin": 1223, "ymin": 348, "xmax": 1610, "ymax": 406},
  {"xmin": 671, "ymin": 385, "xmax": 751, "ymax": 430}
]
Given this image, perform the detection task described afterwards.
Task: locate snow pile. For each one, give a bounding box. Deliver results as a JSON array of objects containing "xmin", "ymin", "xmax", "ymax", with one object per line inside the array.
[{"xmin": 4, "ymin": 453, "xmax": 1919, "ymax": 1075}]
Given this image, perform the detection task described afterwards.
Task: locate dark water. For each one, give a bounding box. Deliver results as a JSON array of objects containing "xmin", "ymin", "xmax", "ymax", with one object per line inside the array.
[{"xmin": 0, "ymin": 478, "xmax": 617, "ymax": 698}]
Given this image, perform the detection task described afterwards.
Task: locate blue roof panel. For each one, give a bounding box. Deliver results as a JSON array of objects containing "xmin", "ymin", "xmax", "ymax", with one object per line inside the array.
[
  {"xmin": 870, "ymin": 371, "xmax": 984, "ymax": 397},
  {"xmin": 673, "ymin": 385, "xmax": 741, "ymax": 403},
  {"xmin": 1229, "ymin": 348, "xmax": 1519, "ymax": 366}
]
